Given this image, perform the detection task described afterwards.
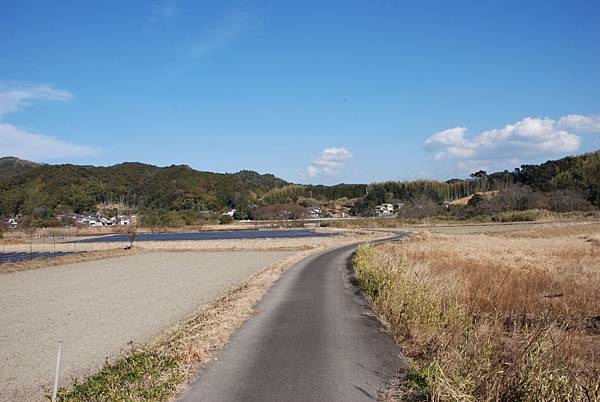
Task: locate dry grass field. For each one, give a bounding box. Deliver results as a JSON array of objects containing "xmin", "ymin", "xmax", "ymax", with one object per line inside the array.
[{"xmin": 355, "ymin": 222, "xmax": 600, "ymax": 401}]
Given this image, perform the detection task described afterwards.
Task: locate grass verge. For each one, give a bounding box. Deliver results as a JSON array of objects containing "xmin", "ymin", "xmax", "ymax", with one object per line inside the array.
[{"xmin": 354, "ymin": 227, "xmax": 600, "ymax": 401}]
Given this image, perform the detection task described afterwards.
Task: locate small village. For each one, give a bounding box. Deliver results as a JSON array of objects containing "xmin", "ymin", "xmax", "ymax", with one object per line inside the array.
[{"xmin": 3, "ymin": 202, "xmax": 409, "ymax": 230}]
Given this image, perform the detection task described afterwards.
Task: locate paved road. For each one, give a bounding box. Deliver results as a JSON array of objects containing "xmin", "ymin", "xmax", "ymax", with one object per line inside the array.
[
  {"xmin": 0, "ymin": 251, "xmax": 294, "ymax": 401},
  {"xmin": 179, "ymin": 240, "xmax": 405, "ymax": 402}
]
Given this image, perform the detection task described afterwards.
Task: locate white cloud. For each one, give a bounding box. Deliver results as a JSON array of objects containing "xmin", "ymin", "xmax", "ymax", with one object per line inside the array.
[
  {"xmin": 305, "ymin": 147, "xmax": 353, "ymax": 178},
  {"xmin": 0, "ymin": 82, "xmax": 98, "ymax": 160},
  {"xmin": 557, "ymin": 114, "xmax": 600, "ymax": 133},
  {"xmin": 424, "ymin": 115, "xmax": 592, "ymax": 172},
  {"xmin": 425, "ymin": 127, "xmax": 468, "ymax": 148},
  {"xmin": 0, "ymin": 123, "xmax": 97, "ymax": 160},
  {"xmin": 0, "ymin": 83, "xmax": 72, "ymax": 117}
]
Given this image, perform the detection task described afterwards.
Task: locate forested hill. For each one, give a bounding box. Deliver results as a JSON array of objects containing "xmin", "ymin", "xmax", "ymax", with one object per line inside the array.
[
  {"xmin": 0, "ymin": 160, "xmax": 295, "ymax": 216},
  {"xmin": 0, "ymin": 157, "xmax": 40, "ymax": 180},
  {"xmin": 353, "ymin": 151, "xmax": 600, "ymax": 211},
  {"xmin": 0, "ymin": 150, "xmax": 598, "ymax": 218}
]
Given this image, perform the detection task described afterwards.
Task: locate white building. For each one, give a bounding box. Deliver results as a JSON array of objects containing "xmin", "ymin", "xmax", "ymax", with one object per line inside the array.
[
  {"xmin": 222, "ymin": 209, "xmax": 236, "ymax": 217},
  {"xmin": 374, "ymin": 203, "xmax": 394, "ymax": 216},
  {"xmin": 306, "ymin": 206, "xmax": 321, "ymax": 219}
]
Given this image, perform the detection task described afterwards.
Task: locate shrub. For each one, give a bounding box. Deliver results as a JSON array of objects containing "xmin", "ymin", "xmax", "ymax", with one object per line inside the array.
[
  {"xmin": 219, "ymin": 215, "xmax": 233, "ymax": 224},
  {"xmin": 138, "ymin": 210, "xmax": 211, "ymax": 227},
  {"xmin": 491, "ymin": 210, "xmax": 539, "ymax": 222}
]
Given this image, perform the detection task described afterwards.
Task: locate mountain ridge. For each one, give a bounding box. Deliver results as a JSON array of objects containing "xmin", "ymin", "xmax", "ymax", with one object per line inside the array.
[{"xmin": 0, "ymin": 151, "xmax": 598, "ymax": 219}]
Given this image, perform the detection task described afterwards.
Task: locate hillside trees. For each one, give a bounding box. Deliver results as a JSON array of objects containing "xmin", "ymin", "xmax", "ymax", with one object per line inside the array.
[
  {"xmin": 0, "ymin": 151, "xmax": 599, "ymax": 221},
  {"xmin": 251, "ymin": 204, "xmax": 308, "ymax": 220}
]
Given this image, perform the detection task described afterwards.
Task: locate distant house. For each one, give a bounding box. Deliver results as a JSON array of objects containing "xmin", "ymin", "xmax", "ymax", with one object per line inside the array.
[
  {"xmin": 306, "ymin": 206, "xmax": 321, "ymax": 219},
  {"xmin": 330, "ymin": 211, "xmax": 346, "ymax": 218},
  {"xmin": 7, "ymin": 218, "xmax": 18, "ymax": 229},
  {"xmin": 394, "ymin": 202, "xmax": 405, "ymax": 210},
  {"xmin": 222, "ymin": 209, "xmax": 236, "ymax": 217},
  {"xmin": 100, "ymin": 217, "xmax": 117, "ymax": 226},
  {"xmin": 374, "ymin": 203, "xmax": 394, "ymax": 216}
]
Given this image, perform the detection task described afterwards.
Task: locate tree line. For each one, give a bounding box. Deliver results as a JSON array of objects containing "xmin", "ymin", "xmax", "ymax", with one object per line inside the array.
[{"xmin": 0, "ymin": 150, "xmax": 598, "ymax": 224}]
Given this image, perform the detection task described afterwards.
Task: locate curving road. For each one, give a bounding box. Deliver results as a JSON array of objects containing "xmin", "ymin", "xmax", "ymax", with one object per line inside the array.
[{"xmin": 179, "ymin": 238, "xmax": 406, "ymax": 402}]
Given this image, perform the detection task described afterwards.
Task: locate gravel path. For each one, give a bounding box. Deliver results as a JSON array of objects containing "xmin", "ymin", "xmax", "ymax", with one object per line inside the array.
[{"xmin": 0, "ymin": 250, "xmax": 294, "ymax": 401}]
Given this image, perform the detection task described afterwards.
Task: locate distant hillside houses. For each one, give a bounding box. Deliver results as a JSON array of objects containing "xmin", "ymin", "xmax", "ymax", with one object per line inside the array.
[
  {"xmin": 374, "ymin": 203, "xmax": 404, "ymax": 216},
  {"xmin": 306, "ymin": 206, "xmax": 321, "ymax": 218},
  {"xmin": 374, "ymin": 203, "xmax": 394, "ymax": 216},
  {"xmin": 75, "ymin": 214, "xmax": 136, "ymax": 227}
]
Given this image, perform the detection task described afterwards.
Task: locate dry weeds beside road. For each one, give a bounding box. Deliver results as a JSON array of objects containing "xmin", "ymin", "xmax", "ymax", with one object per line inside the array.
[{"xmin": 355, "ymin": 221, "xmax": 600, "ymax": 400}]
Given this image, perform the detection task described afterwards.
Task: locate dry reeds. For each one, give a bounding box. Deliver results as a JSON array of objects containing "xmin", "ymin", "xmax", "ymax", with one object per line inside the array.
[{"xmin": 355, "ymin": 225, "xmax": 600, "ymax": 401}]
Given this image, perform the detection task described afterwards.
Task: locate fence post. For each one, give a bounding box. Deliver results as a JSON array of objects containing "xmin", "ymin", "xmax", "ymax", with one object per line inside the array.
[{"xmin": 51, "ymin": 340, "xmax": 63, "ymax": 402}]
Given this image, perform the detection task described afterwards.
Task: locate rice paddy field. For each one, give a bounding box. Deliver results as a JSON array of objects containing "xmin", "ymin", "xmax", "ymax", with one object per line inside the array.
[
  {"xmin": 0, "ymin": 228, "xmax": 354, "ymax": 269},
  {"xmin": 0, "ymin": 250, "xmax": 295, "ymax": 401}
]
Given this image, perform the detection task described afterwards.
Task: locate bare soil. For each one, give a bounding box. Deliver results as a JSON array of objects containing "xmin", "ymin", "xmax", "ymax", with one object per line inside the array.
[{"xmin": 0, "ymin": 250, "xmax": 294, "ymax": 401}]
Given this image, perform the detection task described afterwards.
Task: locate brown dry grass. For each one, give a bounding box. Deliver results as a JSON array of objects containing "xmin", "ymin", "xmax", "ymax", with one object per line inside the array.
[
  {"xmin": 0, "ymin": 238, "xmax": 27, "ymax": 244},
  {"xmin": 403, "ymin": 219, "xmax": 600, "ymax": 236},
  {"xmin": 5, "ymin": 223, "xmax": 254, "ymax": 239},
  {"xmin": 448, "ymin": 191, "xmax": 499, "ymax": 205},
  {"xmin": 497, "ymin": 221, "xmax": 600, "ymax": 239},
  {"xmin": 355, "ymin": 224, "xmax": 600, "ymax": 401}
]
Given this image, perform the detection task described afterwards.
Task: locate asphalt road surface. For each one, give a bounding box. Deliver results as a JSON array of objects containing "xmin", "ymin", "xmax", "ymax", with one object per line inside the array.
[{"xmin": 179, "ymin": 239, "xmax": 405, "ymax": 402}]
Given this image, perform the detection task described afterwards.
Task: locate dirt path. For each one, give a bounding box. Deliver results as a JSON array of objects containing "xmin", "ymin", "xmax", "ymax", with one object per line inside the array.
[{"xmin": 0, "ymin": 250, "xmax": 294, "ymax": 401}]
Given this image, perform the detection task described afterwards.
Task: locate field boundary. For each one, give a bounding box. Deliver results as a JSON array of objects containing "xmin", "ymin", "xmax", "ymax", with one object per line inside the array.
[{"xmin": 0, "ymin": 248, "xmax": 138, "ymax": 274}]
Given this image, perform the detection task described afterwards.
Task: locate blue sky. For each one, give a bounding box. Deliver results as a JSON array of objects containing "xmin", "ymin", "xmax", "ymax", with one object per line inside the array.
[{"xmin": 1, "ymin": 0, "xmax": 599, "ymax": 184}]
